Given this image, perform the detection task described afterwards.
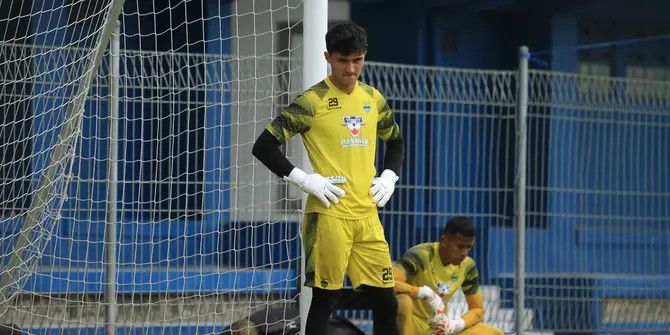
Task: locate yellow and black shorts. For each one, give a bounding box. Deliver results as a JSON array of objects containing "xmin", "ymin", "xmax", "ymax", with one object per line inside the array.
[{"xmin": 301, "ymin": 213, "xmax": 394, "ymax": 290}]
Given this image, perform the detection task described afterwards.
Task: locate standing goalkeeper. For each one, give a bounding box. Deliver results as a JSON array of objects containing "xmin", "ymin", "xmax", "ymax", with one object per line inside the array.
[
  {"xmin": 252, "ymin": 22, "xmax": 403, "ymax": 335},
  {"xmin": 394, "ymin": 217, "xmax": 503, "ymax": 335}
]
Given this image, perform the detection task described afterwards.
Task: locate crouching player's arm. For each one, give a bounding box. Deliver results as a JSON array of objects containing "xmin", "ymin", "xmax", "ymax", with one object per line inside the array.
[
  {"xmin": 430, "ymin": 283, "xmax": 486, "ymax": 335},
  {"xmin": 393, "ymin": 265, "xmax": 444, "ymax": 304},
  {"xmin": 462, "ymin": 288, "xmax": 485, "ymax": 329},
  {"xmin": 443, "ymin": 288, "xmax": 504, "ymax": 335},
  {"xmin": 393, "ymin": 265, "xmax": 444, "ymax": 335}
]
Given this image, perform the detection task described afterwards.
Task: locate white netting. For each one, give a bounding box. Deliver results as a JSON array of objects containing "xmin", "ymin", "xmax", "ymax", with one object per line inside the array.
[
  {"xmin": 1, "ymin": 0, "xmax": 304, "ymax": 334},
  {"xmin": 0, "ymin": 0, "xmax": 122, "ymax": 319}
]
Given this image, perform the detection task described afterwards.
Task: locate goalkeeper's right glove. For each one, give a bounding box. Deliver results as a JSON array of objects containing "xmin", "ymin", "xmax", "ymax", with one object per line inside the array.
[
  {"xmin": 284, "ymin": 167, "xmax": 346, "ymax": 208},
  {"xmin": 417, "ymin": 285, "xmax": 445, "ymax": 312}
]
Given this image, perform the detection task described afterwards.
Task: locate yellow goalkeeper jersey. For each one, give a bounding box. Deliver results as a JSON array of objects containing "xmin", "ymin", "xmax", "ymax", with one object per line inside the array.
[
  {"xmin": 396, "ymin": 242, "xmax": 480, "ymax": 321},
  {"xmin": 266, "ymin": 76, "xmax": 400, "ymax": 219}
]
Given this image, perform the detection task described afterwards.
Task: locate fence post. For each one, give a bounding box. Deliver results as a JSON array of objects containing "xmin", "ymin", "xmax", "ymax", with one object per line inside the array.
[{"xmin": 515, "ymin": 46, "xmax": 530, "ymax": 335}]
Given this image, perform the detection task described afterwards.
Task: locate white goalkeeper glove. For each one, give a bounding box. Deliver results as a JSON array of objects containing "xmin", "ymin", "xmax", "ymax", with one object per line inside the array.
[
  {"xmin": 428, "ymin": 312, "xmax": 449, "ymax": 335},
  {"xmin": 284, "ymin": 167, "xmax": 346, "ymax": 208},
  {"xmin": 429, "ymin": 316, "xmax": 465, "ymax": 335},
  {"xmin": 417, "ymin": 285, "xmax": 445, "ymax": 312},
  {"xmin": 370, "ymin": 169, "xmax": 398, "ymax": 207}
]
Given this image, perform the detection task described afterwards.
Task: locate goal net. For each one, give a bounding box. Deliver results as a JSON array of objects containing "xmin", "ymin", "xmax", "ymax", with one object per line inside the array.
[
  {"xmin": 0, "ymin": 0, "xmax": 124, "ymax": 317},
  {"xmin": 0, "ymin": 0, "xmax": 305, "ymax": 333}
]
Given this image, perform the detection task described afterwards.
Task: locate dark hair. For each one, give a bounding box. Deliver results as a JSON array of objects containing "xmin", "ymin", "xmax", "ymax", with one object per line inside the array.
[
  {"xmin": 443, "ymin": 216, "xmax": 476, "ymax": 237},
  {"xmin": 325, "ymin": 22, "xmax": 368, "ymax": 55}
]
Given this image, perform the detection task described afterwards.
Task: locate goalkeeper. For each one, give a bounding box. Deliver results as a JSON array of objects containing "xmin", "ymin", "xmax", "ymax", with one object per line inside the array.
[
  {"xmin": 393, "ymin": 217, "xmax": 503, "ymax": 335},
  {"xmin": 252, "ymin": 22, "xmax": 403, "ymax": 335}
]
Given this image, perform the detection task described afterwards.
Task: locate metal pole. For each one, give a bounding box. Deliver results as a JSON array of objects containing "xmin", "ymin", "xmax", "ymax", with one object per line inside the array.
[
  {"xmin": 105, "ymin": 21, "xmax": 120, "ymax": 335},
  {"xmin": 300, "ymin": 1, "xmax": 327, "ymax": 334},
  {"xmin": 515, "ymin": 46, "xmax": 530, "ymax": 335}
]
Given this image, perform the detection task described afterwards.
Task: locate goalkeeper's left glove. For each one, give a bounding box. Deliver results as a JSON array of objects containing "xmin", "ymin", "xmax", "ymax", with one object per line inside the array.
[
  {"xmin": 370, "ymin": 169, "xmax": 398, "ymax": 207},
  {"xmin": 429, "ymin": 315, "xmax": 465, "ymax": 335}
]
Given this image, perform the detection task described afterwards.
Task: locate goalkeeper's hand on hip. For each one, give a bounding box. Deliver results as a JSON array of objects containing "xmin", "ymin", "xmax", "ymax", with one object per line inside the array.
[
  {"xmin": 284, "ymin": 167, "xmax": 346, "ymax": 208},
  {"xmin": 370, "ymin": 169, "xmax": 398, "ymax": 207}
]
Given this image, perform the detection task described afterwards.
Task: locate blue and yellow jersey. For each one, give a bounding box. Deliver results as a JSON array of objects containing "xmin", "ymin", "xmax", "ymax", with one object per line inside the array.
[
  {"xmin": 396, "ymin": 242, "xmax": 480, "ymax": 321},
  {"xmin": 266, "ymin": 76, "xmax": 400, "ymax": 218}
]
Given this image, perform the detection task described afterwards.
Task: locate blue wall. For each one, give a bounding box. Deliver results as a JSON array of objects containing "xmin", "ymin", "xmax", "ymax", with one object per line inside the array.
[
  {"xmin": 24, "ymin": 0, "xmax": 239, "ymax": 271},
  {"xmin": 351, "ymin": 2, "xmax": 426, "ymax": 64},
  {"xmin": 203, "ymin": 0, "xmax": 233, "ymax": 228},
  {"xmin": 356, "ymin": 1, "xmax": 670, "ymax": 278},
  {"xmin": 12, "ymin": 0, "xmax": 670, "ymax": 290}
]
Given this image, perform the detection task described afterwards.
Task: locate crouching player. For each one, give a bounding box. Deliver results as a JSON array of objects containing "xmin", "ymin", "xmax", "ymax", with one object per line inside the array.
[{"xmin": 393, "ymin": 216, "xmax": 504, "ymax": 335}]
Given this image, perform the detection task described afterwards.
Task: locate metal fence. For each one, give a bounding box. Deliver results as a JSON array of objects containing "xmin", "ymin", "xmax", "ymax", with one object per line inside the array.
[{"xmin": 0, "ymin": 42, "xmax": 669, "ymax": 333}]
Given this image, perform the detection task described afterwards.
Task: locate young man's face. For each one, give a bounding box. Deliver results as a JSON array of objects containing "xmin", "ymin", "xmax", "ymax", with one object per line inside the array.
[
  {"xmin": 324, "ymin": 50, "xmax": 366, "ymax": 91},
  {"xmin": 439, "ymin": 233, "xmax": 474, "ymax": 266}
]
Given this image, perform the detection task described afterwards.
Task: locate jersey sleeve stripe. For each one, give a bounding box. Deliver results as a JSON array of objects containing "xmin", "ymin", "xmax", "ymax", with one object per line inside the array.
[
  {"xmin": 462, "ymin": 266, "xmax": 480, "ymax": 295},
  {"xmin": 377, "ymin": 102, "xmax": 401, "ymax": 141},
  {"xmin": 266, "ymin": 99, "xmax": 313, "ymax": 143}
]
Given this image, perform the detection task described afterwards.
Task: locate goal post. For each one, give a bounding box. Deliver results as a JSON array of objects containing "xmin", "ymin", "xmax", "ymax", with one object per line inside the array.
[{"xmin": 299, "ymin": 0, "xmax": 328, "ymax": 333}]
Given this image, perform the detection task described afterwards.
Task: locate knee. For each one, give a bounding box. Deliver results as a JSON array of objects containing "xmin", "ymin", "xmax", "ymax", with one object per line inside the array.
[
  {"xmin": 396, "ymin": 293, "xmax": 413, "ymax": 318},
  {"xmin": 476, "ymin": 325, "xmax": 504, "ymax": 335}
]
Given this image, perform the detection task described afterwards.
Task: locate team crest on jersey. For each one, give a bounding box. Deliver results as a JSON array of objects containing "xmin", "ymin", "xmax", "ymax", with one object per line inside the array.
[
  {"xmin": 342, "ymin": 116, "xmax": 364, "ymax": 137},
  {"xmin": 362, "ymin": 102, "xmax": 371, "ymax": 113}
]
